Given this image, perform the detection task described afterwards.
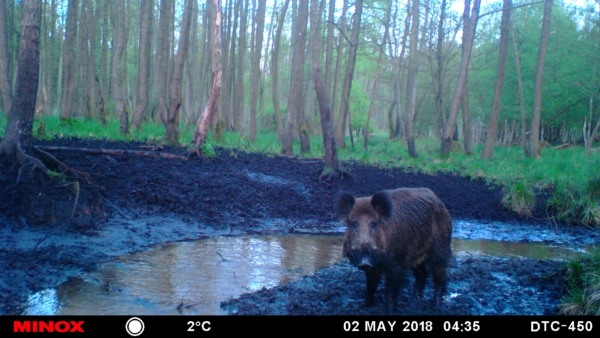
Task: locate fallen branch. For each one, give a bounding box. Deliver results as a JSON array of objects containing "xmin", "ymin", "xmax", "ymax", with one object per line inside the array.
[{"xmin": 36, "ymin": 146, "xmax": 188, "ymax": 161}]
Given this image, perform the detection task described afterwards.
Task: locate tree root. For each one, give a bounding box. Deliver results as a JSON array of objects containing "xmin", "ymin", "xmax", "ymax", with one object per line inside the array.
[
  {"xmin": 317, "ymin": 166, "xmax": 353, "ymax": 182},
  {"xmin": 34, "ymin": 146, "xmax": 94, "ymax": 184},
  {"xmin": 13, "ymin": 143, "xmax": 48, "ymax": 184}
]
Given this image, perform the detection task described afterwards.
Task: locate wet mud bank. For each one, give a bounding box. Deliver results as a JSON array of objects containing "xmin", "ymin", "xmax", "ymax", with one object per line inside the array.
[{"xmin": 0, "ymin": 137, "xmax": 598, "ymax": 315}]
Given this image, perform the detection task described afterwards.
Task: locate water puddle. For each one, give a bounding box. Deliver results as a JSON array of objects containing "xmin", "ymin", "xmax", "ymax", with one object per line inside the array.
[{"xmin": 22, "ymin": 233, "xmax": 594, "ymax": 315}]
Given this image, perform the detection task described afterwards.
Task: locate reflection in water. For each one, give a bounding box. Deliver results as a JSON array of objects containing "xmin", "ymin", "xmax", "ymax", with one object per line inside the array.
[{"xmin": 22, "ymin": 235, "xmax": 593, "ymax": 315}]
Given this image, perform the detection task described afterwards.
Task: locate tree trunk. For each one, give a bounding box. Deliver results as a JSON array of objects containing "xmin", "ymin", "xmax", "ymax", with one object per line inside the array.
[
  {"xmin": 234, "ymin": 0, "xmax": 248, "ymax": 136},
  {"xmin": 0, "ymin": 0, "xmax": 43, "ymax": 162},
  {"xmin": 281, "ymin": 0, "xmax": 309, "ymax": 156},
  {"xmin": 110, "ymin": 0, "xmax": 127, "ymax": 135},
  {"xmin": 529, "ymin": 0, "xmax": 552, "ymax": 159},
  {"xmin": 363, "ymin": 0, "xmax": 391, "ymax": 150},
  {"xmin": 482, "ymin": 0, "xmax": 511, "ymax": 159},
  {"xmin": 164, "ymin": 0, "xmax": 193, "ymax": 145},
  {"xmin": 0, "ymin": 0, "xmax": 12, "ymax": 116},
  {"xmin": 434, "ymin": 0, "xmax": 446, "ymax": 137},
  {"xmin": 405, "ymin": 0, "xmax": 420, "ymax": 158},
  {"xmin": 100, "ymin": 0, "xmax": 109, "ymax": 124},
  {"xmin": 60, "ymin": 0, "xmax": 79, "ymax": 120},
  {"xmin": 334, "ymin": 0, "xmax": 363, "ymax": 149},
  {"xmin": 462, "ymin": 75, "xmax": 473, "ymax": 154},
  {"xmin": 193, "ymin": 0, "xmax": 223, "ymax": 153},
  {"xmin": 323, "ymin": 0, "xmax": 335, "ymax": 108},
  {"xmin": 440, "ymin": 0, "xmax": 480, "ymax": 156},
  {"xmin": 310, "ymin": 0, "xmax": 341, "ymax": 178},
  {"xmin": 132, "ymin": 0, "xmax": 153, "ymax": 130},
  {"xmin": 330, "ymin": 0, "xmax": 347, "ymax": 131},
  {"xmin": 271, "ymin": 0, "xmax": 290, "ymax": 144},
  {"xmin": 156, "ymin": 0, "xmax": 172, "ymax": 127},
  {"xmin": 248, "ymin": 0, "xmax": 266, "ymax": 142}
]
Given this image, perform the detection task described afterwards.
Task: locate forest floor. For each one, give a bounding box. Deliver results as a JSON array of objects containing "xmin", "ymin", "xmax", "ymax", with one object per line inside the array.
[{"xmin": 0, "ymin": 137, "xmax": 599, "ymax": 315}]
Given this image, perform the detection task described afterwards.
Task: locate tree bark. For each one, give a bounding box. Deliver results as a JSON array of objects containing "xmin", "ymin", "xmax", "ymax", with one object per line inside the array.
[
  {"xmin": 234, "ymin": 0, "xmax": 248, "ymax": 135},
  {"xmin": 330, "ymin": 0, "xmax": 347, "ymax": 131},
  {"xmin": 310, "ymin": 0, "xmax": 341, "ymax": 178},
  {"xmin": 529, "ymin": 0, "xmax": 552, "ymax": 159},
  {"xmin": 405, "ymin": 0, "xmax": 420, "ymax": 158},
  {"xmin": 271, "ymin": 0, "xmax": 290, "ymax": 144},
  {"xmin": 60, "ymin": 0, "xmax": 79, "ymax": 120},
  {"xmin": 248, "ymin": 0, "xmax": 266, "ymax": 142},
  {"xmin": 164, "ymin": 0, "xmax": 193, "ymax": 145},
  {"xmin": 363, "ymin": 0, "xmax": 391, "ymax": 150},
  {"xmin": 323, "ymin": 0, "xmax": 335, "ymax": 109},
  {"xmin": 440, "ymin": 0, "xmax": 481, "ymax": 156},
  {"xmin": 110, "ymin": 0, "xmax": 128, "ymax": 135},
  {"xmin": 482, "ymin": 0, "xmax": 511, "ymax": 159},
  {"xmin": 462, "ymin": 75, "xmax": 472, "ymax": 154},
  {"xmin": 0, "ymin": 0, "xmax": 44, "ymax": 165},
  {"xmin": 156, "ymin": 0, "xmax": 172, "ymax": 127},
  {"xmin": 334, "ymin": 0, "xmax": 363, "ymax": 149},
  {"xmin": 132, "ymin": 0, "xmax": 153, "ymax": 130},
  {"xmin": 281, "ymin": 0, "xmax": 309, "ymax": 156},
  {"xmin": 0, "ymin": 0, "xmax": 12, "ymax": 116},
  {"xmin": 193, "ymin": 0, "xmax": 223, "ymax": 154}
]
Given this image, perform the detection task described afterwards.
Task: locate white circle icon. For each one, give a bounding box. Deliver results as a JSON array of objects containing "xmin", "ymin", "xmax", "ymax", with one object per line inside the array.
[{"xmin": 126, "ymin": 317, "xmax": 145, "ymax": 336}]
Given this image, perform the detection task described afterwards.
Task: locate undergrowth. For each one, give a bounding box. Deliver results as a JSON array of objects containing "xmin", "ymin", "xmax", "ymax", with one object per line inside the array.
[{"xmin": 559, "ymin": 249, "xmax": 600, "ymax": 315}]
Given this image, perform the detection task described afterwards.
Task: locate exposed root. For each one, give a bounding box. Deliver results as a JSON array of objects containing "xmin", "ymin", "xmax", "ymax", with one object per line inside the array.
[
  {"xmin": 55, "ymin": 181, "xmax": 80, "ymax": 219},
  {"xmin": 34, "ymin": 146, "xmax": 94, "ymax": 184},
  {"xmin": 317, "ymin": 166, "xmax": 353, "ymax": 182},
  {"xmin": 14, "ymin": 144, "xmax": 48, "ymax": 184}
]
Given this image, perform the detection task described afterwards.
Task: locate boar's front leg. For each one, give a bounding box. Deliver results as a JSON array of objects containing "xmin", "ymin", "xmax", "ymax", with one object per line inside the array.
[
  {"xmin": 413, "ymin": 264, "xmax": 428, "ymax": 299},
  {"xmin": 364, "ymin": 270, "xmax": 381, "ymax": 306}
]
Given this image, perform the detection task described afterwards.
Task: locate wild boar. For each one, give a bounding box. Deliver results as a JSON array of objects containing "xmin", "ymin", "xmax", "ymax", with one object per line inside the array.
[{"xmin": 337, "ymin": 188, "xmax": 452, "ymax": 311}]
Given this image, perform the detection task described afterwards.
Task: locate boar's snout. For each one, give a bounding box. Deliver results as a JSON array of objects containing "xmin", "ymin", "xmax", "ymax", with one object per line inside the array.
[{"xmin": 357, "ymin": 255, "xmax": 373, "ymax": 272}]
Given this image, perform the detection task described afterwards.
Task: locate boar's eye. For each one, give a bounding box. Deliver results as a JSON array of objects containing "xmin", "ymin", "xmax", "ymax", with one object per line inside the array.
[
  {"xmin": 350, "ymin": 221, "xmax": 359, "ymax": 229},
  {"xmin": 370, "ymin": 221, "xmax": 377, "ymax": 229}
]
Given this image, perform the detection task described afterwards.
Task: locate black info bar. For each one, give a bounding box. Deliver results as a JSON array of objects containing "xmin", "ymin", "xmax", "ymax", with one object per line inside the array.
[{"xmin": 2, "ymin": 316, "xmax": 598, "ymax": 336}]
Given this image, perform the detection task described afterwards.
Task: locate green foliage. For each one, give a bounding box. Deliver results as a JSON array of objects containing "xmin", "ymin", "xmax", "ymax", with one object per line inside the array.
[
  {"xmin": 200, "ymin": 142, "xmax": 216, "ymax": 158},
  {"xmin": 501, "ymin": 180, "xmax": 535, "ymax": 217},
  {"xmin": 559, "ymin": 249, "xmax": 600, "ymax": 315}
]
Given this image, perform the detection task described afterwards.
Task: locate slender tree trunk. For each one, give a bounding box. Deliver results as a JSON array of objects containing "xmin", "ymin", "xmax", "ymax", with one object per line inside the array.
[
  {"xmin": 0, "ymin": 0, "xmax": 43, "ymax": 163},
  {"xmin": 330, "ymin": 0, "xmax": 347, "ymax": 130},
  {"xmin": 156, "ymin": 0, "xmax": 172, "ymax": 126},
  {"xmin": 509, "ymin": 22, "xmax": 528, "ymax": 156},
  {"xmin": 235, "ymin": 0, "xmax": 248, "ymax": 136},
  {"xmin": 440, "ymin": 0, "xmax": 480, "ymax": 156},
  {"xmin": 271, "ymin": 0, "xmax": 290, "ymax": 144},
  {"xmin": 363, "ymin": 0, "xmax": 391, "ymax": 150},
  {"xmin": 311, "ymin": 0, "xmax": 341, "ymax": 178},
  {"xmin": 111, "ymin": 0, "xmax": 127, "ymax": 134},
  {"xmin": 323, "ymin": 0, "xmax": 335, "ymax": 107},
  {"xmin": 248, "ymin": 0, "xmax": 266, "ymax": 142},
  {"xmin": 434, "ymin": 0, "xmax": 446, "ymax": 137},
  {"xmin": 462, "ymin": 75, "xmax": 472, "ymax": 154},
  {"xmin": 482, "ymin": 0, "xmax": 511, "ymax": 159},
  {"xmin": 281, "ymin": 0, "xmax": 309, "ymax": 156},
  {"xmin": 529, "ymin": 0, "xmax": 552, "ymax": 159},
  {"xmin": 405, "ymin": 0, "xmax": 420, "ymax": 158},
  {"xmin": 100, "ymin": 0, "xmax": 109, "ymax": 123},
  {"xmin": 60, "ymin": 0, "xmax": 79, "ymax": 120},
  {"xmin": 335, "ymin": 0, "xmax": 363, "ymax": 149},
  {"xmin": 193, "ymin": 0, "xmax": 223, "ymax": 153},
  {"xmin": 225, "ymin": 0, "xmax": 239, "ymax": 131},
  {"xmin": 79, "ymin": 0, "xmax": 92, "ymax": 119},
  {"xmin": 164, "ymin": 0, "xmax": 193, "ymax": 144},
  {"xmin": 0, "ymin": 0, "xmax": 12, "ymax": 116},
  {"xmin": 132, "ymin": 0, "xmax": 153, "ymax": 130}
]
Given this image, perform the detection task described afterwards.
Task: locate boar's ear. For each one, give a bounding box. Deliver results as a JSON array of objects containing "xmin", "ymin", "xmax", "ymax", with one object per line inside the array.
[
  {"xmin": 371, "ymin": 191, "xmax": 392, "ymax": 219},
  {"xmin": 337, "ymin": 193, "xmax": 355, "ymax": 219}
]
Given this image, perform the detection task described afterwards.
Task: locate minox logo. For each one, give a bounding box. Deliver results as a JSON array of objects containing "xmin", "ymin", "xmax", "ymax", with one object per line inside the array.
[{"xmin": 13, "ymin": 321, "xmax": 85, "ymax": 333}]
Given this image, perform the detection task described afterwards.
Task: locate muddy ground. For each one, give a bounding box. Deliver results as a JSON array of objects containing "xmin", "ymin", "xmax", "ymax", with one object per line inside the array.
[{"xmin": 0, "ymin": 137, "xmax": 598, "ymax": 315}]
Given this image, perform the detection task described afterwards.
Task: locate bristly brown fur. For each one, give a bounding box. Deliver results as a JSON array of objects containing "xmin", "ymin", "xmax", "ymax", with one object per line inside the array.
[{"xmin": 337, "ymin": 188, "xmax": 453, "ymax": 311}]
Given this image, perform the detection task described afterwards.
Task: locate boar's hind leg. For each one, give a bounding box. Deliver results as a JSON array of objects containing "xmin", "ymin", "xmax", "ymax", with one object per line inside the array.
[
  {"xmin": 364, "ymin": 271, "xmax": 381, "ymax": 306},
  {"xmin": 431, "ymin": 263, "xmax": 448, "ymax": 306},
  {"xmin": 412, "ymin": 264, "xmax": 428, "ymax": 299}
]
